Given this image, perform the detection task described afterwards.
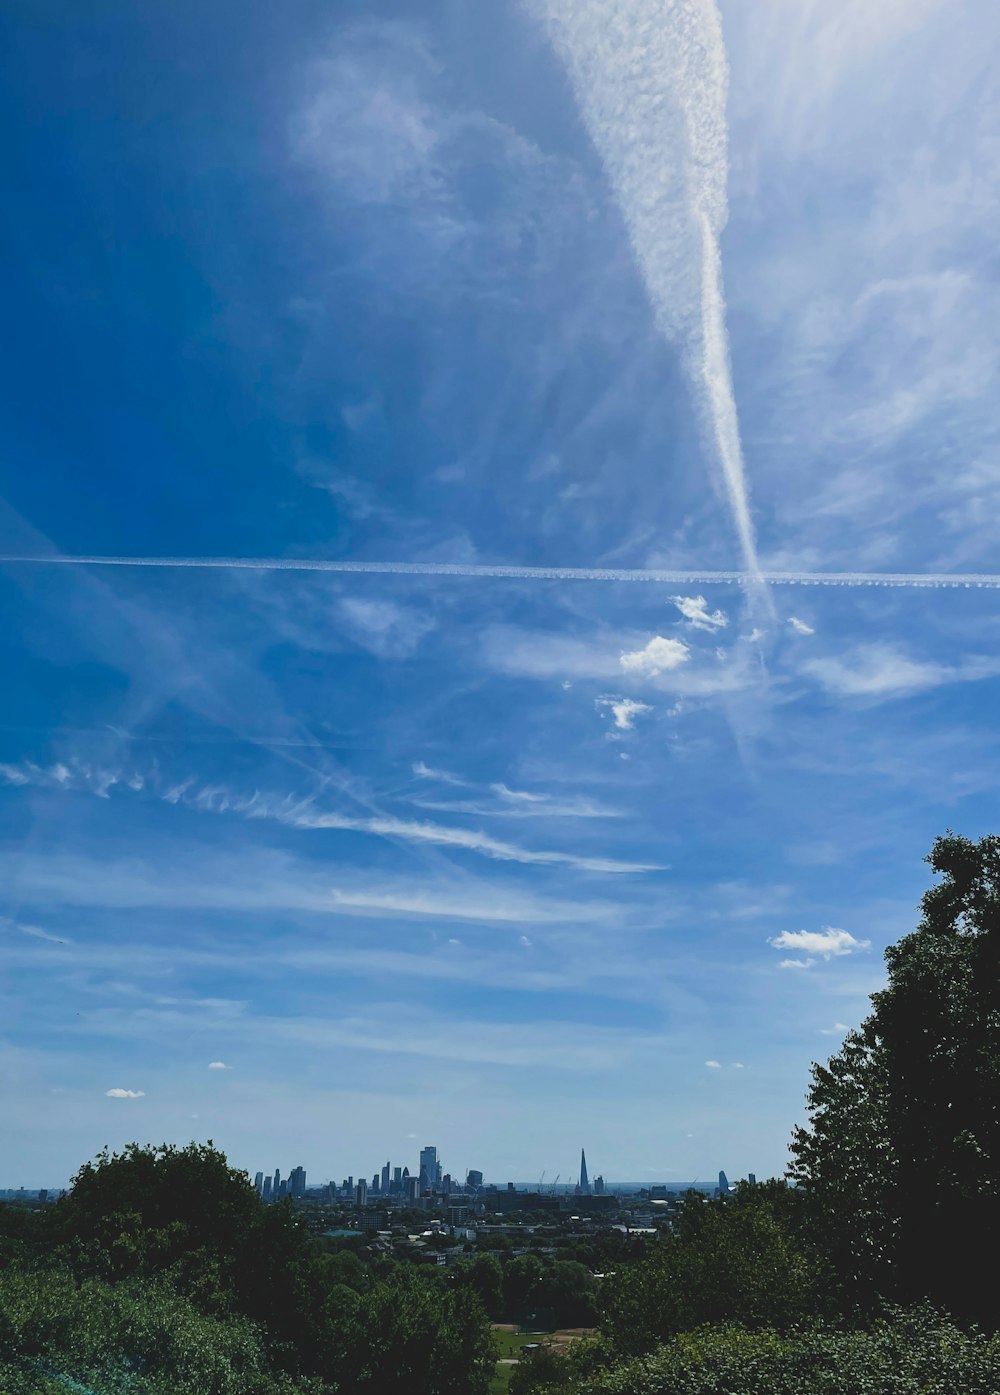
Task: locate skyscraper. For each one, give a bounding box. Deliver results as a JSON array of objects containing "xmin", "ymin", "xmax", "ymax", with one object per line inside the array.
[
  {"xmin": 466, "ymin": 1169, "xmax": 483, "ymax": 1190},
  {"xmin": 356, "ymin": 1179, "xmax": 368, "ymax": 1206},
  {"xmin": 254, "ymin": 1171, "xmax": 264, "ymax": 1196},
  {"xmin": 579, "ymin": 1149, "xmax": 591, "ymax": 1195},
  {"xmin": 419, "ymin": 1145, "xmax": 437, "ymax": 1191},
  {"xmin": 289, "ymin": 1166, "xmax": 306, "ymax": 1199},
  {"xmin": 381, "ymin": 1161, "xmax": 390, "ymax": 1194},
  {"xmin": 262, "ymin": 1176, "xmax": 273, "ymax": 1202}
]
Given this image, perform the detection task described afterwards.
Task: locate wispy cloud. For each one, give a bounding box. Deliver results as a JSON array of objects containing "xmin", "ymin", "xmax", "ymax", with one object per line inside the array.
[
  {"xmin": 533, "ymin": 0, "xmax": 763, "ymax": 580},
  {"xmin": 0, "ymin": 846, "xmax": 622, "ymax": 927},
  {"xmin": 788, "ymin": 616, "xmax": 815, "ymax": 636},
  {"xmin": 802, "ymin": 644, "xmax": 1000, "ymax": 699},
  {"xmin": 0, "ymin": 759, "xmax": 653, "ymax": 873},
  {"xmin": 337, "ymin": 596, "xmax": 435, "ymax": 658},
  {"xmin": 105, "ymin": 1088, "xmax": 145, "ymax": 1099},
  {"xmin": 412, "ymin": 760, "xmax": 466, "ymax": 786},
  {"xmin": 1, "ymin": 916, "xmax": 69, "ymax": 946}
]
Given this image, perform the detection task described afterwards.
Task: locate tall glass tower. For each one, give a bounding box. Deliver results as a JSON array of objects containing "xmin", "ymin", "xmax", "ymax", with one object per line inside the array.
[{"xmin": 579, "ymin": 1148, "xmax": 591, "ymax": 1194}]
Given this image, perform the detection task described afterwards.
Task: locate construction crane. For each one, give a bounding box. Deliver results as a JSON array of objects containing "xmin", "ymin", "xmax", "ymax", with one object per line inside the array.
[{"xmin": 552, "ymin": 1173, "xmax": 560, "ymax": 1194}]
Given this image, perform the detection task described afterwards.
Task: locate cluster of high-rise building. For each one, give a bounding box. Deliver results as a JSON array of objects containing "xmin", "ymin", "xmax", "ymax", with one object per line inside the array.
[
  {"xmin": 331, "ymin": 1145, "xmax": 478, "ymax": 1207},
  {"xmin": 253, "ymin": 1164, "xmax": 306, "ymax": 1203},
  {"xmin": 252, "ymin": 1147, "xmax": 612, "ymax": 1206}
]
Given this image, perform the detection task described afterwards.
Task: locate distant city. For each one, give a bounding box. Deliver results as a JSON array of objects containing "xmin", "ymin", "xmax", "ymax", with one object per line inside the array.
[
  {"xmin": 244, "ymin": 1147, "xmax": 755, "ymax": 1211},
  {"xmin": 4, "ymin": 1147, "xmax": 757, "ymax": 1207}
]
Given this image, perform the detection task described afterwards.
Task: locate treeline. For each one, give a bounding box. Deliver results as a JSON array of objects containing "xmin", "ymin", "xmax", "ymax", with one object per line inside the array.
[{"xmin": 511, "ymin": 833, "xmax": 1000, "ymax": 1394}]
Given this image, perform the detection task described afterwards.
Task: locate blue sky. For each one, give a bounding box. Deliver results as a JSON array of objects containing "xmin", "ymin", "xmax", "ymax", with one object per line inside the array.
[{"xmin": 2, "ymin": 0, "xmax": 1000, "ymax": 1188}]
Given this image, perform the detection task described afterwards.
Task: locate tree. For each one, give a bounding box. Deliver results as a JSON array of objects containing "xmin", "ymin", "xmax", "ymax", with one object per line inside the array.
[
  {"xmin": 462, "ymin": 1252, "xmax": 504, "ymax": 1319},
  {"xmin": 600, "ymin": 1184, "xmax": 823, "ymax": 1355},
  {"xmin": 790, "ymin": 833, "xmax": 1000, "ymax": 1318}
]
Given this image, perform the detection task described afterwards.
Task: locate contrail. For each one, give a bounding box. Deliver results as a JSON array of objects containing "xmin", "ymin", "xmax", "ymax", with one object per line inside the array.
[
  {"xmin": 533, "ymin": 0, "xmax": 761, "ymax": 580},
  {"xmin": 3, "ymin": 554, "xmax": 1000, "ymax": 590}
]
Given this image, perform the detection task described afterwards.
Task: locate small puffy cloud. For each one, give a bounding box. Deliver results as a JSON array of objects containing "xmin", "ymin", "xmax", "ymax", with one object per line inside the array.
[
  {"xmin": 704, "ymin": 1059, "xmax": 722, "ymax": 1069},
  {"xmin": 207, "ymin": 1061, "xmax": 230, "ymax": 1070},
  {"xmin": 820, "ymin": 1023, "xmax": 850, "ymax": 1035},
  {"xmin": 105, "ymin": 1088, "xmax": 145, "ymax": 1099},
  {"xmin": 769, "ymin": 926, "xmax": 870, "ymax": 959},
  {"xmin": 447, "ymin": 937, "xmax": 462, "ymax": 946},
  {"xmin": 596, "ymin": 697, "xmax": 652, "ymax": 732},
  {"xmin": 788, "ymin": 616, "xmax": 815, "ymax": 636},
  {"xmin": 620, "ymin": 635, "xmax": 690, "ymax": 678},
  {"xmin": 732, "ymin": 1062, "xmax": 746, "ymax": 1069},
  {"xmin": 780, "ymin": 958, "xmax": 814, "ymax": 970},
  {"xmin": 519, "ymin": 934, "xmax": 532, "ymax": 947},
  {"xmin": 671, "ymin": 595, "xmax": 728, "ymax": 632}
]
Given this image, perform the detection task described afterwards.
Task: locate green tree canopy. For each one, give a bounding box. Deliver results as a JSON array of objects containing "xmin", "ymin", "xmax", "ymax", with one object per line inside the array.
[{"xmin": 789, "ymin": 832, "xmax": 1000, "ymax": 1317}]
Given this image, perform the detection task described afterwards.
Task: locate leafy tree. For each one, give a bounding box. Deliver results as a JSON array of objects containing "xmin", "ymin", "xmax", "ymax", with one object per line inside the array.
[
  {"xmin": 600, "ymin": 1185, "xmax": 825, "ymax": 1355},
  {"xmin": 790, "ymin": 833, "xmax": 1000, "ymax": 1317},
  {"xmin": 566, "ymin": 1308, "xmax": 1000, "ymax": 1395},
  {"xmin": 462, "ymin": 1252, "xmax": 504, "ymax": 1319}
]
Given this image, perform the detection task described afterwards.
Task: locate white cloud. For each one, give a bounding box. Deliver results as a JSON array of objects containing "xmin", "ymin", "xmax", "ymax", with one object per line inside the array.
[
  {"xmin": 704, "ymin": 1059, "xmax": 722, "ymax": 1069},
  {"xmin": 412, "ymin": 761, "xmax": 465, "ymax": 786},
  {"xmin": 597, "ymin": 697, "xmax": 652, "ymax": 732},
  {"xmin": 207, "ymin": 1061, "xmax": 230, "ymax": 1070},
  {"xmin": 105, "ymin": 1088, "xmax": 145, "ymax": 1099},
  {"xmin": 0, "ymin": 916, "xmax": 69, "ymax": 946},
  {"xmin": 671, "ymin": 595, "xmax": 728, "ymax": 632},
  {"xmin": 769, "ymin": 926, "xmax": 870, "ymax": 959},
  {"xmin": 519, "ymin": 935, "xmax": 533, "ymax": 947},
  {"xmin": 491, "ymin": 782, "xmax": 548, "ymax": 804},
  {"xmin": 779, "ymin": 958, "xmax": 814, "ymax": 970},
  {"xmin": 732, "ymin": 1061, "xmax": 746, "ymax": 1069},
  {"xmin": 620, "ymin": 635, "xmax": 690, "ymax": 678},
  {"xmin": 337, "ymin": 596, "xmax": 434, "ymax": 658},
  {"xmin": 820, "ymin": 1023, "xmax": 850, "ymax": 1035},
  {"xmin": 1, "ymin": 759, "xmax": 646, "ymax": 875},
  {"xmin": 803, "ymin": 645, "xmax": 1000, "ymax": 700},
  {"xmin": 788, "ymin": 616, "xmax": 815, "ymax": 635}
]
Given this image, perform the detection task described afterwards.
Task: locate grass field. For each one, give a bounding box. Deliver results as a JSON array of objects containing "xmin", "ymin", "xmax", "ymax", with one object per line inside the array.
[{"xmin": 489, "ymin": 1325, "xmax": 595, "ymax": 1395}]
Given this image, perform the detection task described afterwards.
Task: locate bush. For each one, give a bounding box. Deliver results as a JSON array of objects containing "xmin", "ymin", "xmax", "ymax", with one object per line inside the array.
[
  {"xmin": 0, "ymin": 1265, "xmax": 309, "ymax": 1395},
  {"xmin": 575, "ymin": 1309, "xmax": 1000, "ymax": 1395}
]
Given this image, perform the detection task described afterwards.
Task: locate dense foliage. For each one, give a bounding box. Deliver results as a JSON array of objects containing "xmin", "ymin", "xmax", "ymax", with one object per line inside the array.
[
  {"xmin": 515, "ymin": 1309, "xmax": 1000, "ymax": 1395},
  {"xmin": 0, "ymin": 1142, "xmax": 495, "ymax": 1395},
  {"xmin": 789, "ymin": 832, "xmax": 1000, "ymax": 1318}
]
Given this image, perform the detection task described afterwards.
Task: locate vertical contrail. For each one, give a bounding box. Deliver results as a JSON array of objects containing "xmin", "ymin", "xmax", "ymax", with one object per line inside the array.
[{"xmin": 533, "ymin": 0, "xmax": 762, "ymax": 581}]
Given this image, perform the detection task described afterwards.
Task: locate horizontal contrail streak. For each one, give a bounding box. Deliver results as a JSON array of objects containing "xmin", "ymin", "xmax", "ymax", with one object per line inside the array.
[{"xmin": 2, "ymin": 553, "xmax": 1000, "ymax": 589}]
